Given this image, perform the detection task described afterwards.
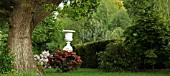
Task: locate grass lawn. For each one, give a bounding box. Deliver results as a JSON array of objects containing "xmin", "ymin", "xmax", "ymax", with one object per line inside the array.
[
  {"xmin": 44, "ymin": 68, "xmax": 170, "ymax": 76},
  {"xmin": 0, "ymin": 68, "xmax": 169, "ymax": 76}
]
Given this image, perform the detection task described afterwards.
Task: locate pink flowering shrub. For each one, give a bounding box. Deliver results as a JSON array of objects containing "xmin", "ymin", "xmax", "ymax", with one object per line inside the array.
[{"xmin": 47, "ymin": 50, "xmax": 82, "ymax": 72}]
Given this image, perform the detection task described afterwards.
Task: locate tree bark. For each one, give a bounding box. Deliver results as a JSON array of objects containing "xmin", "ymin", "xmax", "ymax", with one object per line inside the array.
[
  {"xmin": 7, "ymin": 0, "xmax": 36, "ymax": 71},
  {"xmin": 6, "ymin": 0, "xmax": 63, "ymax": 71}
]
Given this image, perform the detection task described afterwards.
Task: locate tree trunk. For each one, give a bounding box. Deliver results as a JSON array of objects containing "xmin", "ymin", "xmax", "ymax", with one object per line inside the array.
[
  {"xmin": 6, "ymin": 0, "xmax": 63, "ymax": 71},
  {"xmin": 7, "ymin": 1, "xmax": 36, "ymax": 71}
]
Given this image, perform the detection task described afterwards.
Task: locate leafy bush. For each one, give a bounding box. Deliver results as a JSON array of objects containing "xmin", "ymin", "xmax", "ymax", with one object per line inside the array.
[
  {"xmin": 0, "ymin": 48, "xmax": 14, "ymax": 74},
  {"xmin": 97, "ymin": 41, "xmax": 136, "ymax": 72},
  {"xmin": 48, "ymin": 50, "xmax": 82, "ymax": 72},
  {"xmin": 0, "ymin": 32, "xmax": 14, "ymax": 74},
  {"xmin": 73, "ymin": 40, "xmax": 116, "ymax": 68}
]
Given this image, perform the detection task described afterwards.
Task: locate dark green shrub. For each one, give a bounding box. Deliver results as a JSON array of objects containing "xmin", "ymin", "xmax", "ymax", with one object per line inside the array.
[
  {"xmin": 73, "ymin": 40, "xmax": 116, "ymax": 68},
  {"xmin": 97, "ymin": 41, "xmax": 136, "ymax": 72},
  {"xmin": 124, "ymin": 0, "xmax": 170, "ymax": 70}
]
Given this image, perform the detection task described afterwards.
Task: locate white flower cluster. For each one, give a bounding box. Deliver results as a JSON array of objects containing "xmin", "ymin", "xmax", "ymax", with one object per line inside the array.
[{"xmin": 34, "ymin": 51, "xmax": 50, "ymax": 68}]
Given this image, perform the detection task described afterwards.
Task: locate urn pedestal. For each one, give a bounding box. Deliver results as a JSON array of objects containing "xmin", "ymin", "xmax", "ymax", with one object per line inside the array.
[{"xmin": 62, "ymin": 30, "xmax": 75, "ymax": 52}]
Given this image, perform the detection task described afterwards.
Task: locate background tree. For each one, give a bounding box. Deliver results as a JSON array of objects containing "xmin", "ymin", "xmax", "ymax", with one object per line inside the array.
[
  {"xmin": 124, "ymin": 0, "xmax": 170, "ymax": 69},
  {"xmin": 79, "ymin": 0, "xmax": 131, "ymax": 42},
  {"xmin": 57, "ymin": 0, "xmax": 131, "ymax": 43}
]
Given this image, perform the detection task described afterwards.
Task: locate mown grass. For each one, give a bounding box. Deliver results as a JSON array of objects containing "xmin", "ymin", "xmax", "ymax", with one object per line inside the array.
[
  {"xmin": 0, "ymin": 68, "xmax": 169, "ymax": 76},
  {"xmin": 44, "ymin": 68, "xmax": 170, "ymax": 76}
]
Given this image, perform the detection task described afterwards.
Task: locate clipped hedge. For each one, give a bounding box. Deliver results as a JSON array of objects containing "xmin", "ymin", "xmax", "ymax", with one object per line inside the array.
[
  {"xmin": 73, "ymin": 40, "xmax": 118, "ymax": 68},
  {"xmin": 97, "ymin": 42, "xmax": 170, "ymax": 72}
]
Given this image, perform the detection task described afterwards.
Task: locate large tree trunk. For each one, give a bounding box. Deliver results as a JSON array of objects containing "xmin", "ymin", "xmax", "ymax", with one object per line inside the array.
[
  {"xmin": 7, "ymin": 1, "xmax": 36, "ymax": 71},
  {"xmin": 6, "ymin": 0, "xmax": 63, "ymax": 71}
]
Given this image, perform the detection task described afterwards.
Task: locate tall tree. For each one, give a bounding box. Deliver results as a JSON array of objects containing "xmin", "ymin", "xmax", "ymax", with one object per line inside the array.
[
  {"xmin": 124, "ymin": 0, "xmax": 170, "ymax": 69},
  {"xmin": 0, "ymin": 0, "xmax": 100, "ymax": 72},
  {"xmin": 0, "ymin": 0, "xmax": 63, "ymax": 71}
]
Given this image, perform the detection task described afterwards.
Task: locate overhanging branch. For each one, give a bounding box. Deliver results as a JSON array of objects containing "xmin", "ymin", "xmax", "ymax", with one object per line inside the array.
[{"xmin": 31, "ymin": 0, "xmax": 63, "ymax": 32}]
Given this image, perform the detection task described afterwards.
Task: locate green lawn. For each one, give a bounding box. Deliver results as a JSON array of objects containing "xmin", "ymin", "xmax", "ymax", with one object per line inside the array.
[
  {"xmin": 0, "ymin": 68, "xmax": 169, "ymax": 76},
  {"xmin": 44, "ymin": 68, "xmax": 170, "ymax": 76}
]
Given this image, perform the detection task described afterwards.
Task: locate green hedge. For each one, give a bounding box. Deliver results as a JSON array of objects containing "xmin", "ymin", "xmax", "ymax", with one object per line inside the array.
[
  {"xmin": 73, "ymin": 40, "xmax": 118, "ymax": 68},
  {"xmin": 97, "ymin": 42, "xmax": 136, "ymax": 72}
]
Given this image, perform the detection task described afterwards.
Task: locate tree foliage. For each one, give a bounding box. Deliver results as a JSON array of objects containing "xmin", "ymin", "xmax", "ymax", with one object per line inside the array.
[
  {"xmin": 32, "ymin": 14, "xmax": 65, "ymax": 54},
  {"xmin": 32, "ymin": 0, "xmax": 132, "ymax": 53},
  {"xmin": 60, "ymin": 0, "xmax": 101, "ymax": 20},
  {"xmin": 124, "ymin": 0, "xmax": 170, "ymax": 69},
  {"xmin": 78, "ymin": 0, "xmax": 131, "ymax": 42},
  {"xmin": 155, "ymin": 0, "xmax": 170, "ymax": 19},
  {"xmin": 65, "ymin": 0, "xmax": 131, "ymax": 43},
  {"xmin": 0, "ymin": 0, "xmax": 13, "ymax": 20}
]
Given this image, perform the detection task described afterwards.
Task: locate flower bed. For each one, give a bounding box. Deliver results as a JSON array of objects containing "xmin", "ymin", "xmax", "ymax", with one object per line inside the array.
[{"xmin": 34, "ymin": 50, "xmax": 82, "ymax": 72}]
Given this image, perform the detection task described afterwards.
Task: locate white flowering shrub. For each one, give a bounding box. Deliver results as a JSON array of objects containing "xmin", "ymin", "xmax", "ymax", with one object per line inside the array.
[{"xmin": 34, "ymin": 51, "xmax": 50, "ymax": 68}]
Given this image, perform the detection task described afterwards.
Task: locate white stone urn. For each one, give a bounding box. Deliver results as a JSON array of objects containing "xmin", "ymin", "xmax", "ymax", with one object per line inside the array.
[{"xmin": 62, "ymin": 30, "xmax": 75, "ymax": 52}]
